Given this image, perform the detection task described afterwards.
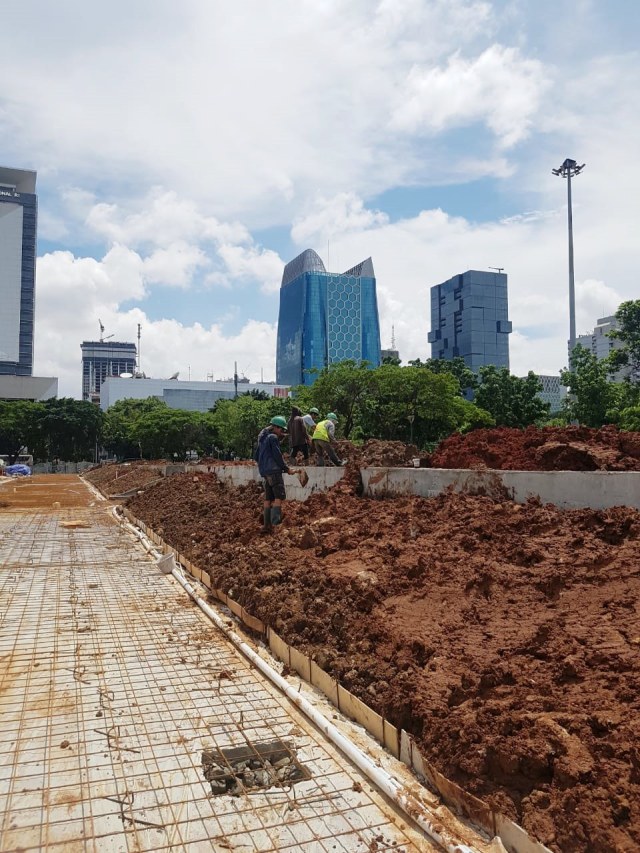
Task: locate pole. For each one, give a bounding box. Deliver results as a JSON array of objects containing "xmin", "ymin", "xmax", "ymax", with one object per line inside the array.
[
  {"xmin": 552, "ymin": 159, "xmax": 584, "ymax": 359},
  {"xmin": 567, "ymin": 171, "xmax": 576, "ymax": 352}
]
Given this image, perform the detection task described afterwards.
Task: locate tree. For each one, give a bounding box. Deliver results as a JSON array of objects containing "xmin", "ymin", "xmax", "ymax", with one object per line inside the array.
[
  {"xmin": 475, "ymin": 366, "xmax": 549, "ymax": 428},
  {"xmin": 103, "ymin": 397, "xmax": 167, "ymax": 459},
  {"xmin": 132, "ymin": 407, "xmax": 216, "ymax": 459},
  {"xmin": 241, "ymin": 389, "xmax": 271, "ymax": 401},
  {"xmin": 560, "ymin": 345, "xmax": 620, "ymax": 427},
  {"xmin": 298, "ymin": 361, "xmax": 378, "ymax": 438},
  {"xmin": 608, "ymin": 300, "xmax": 640, "ymax": 381},
  {"xmin": 359, "ymin": 364, "xmax": 492, "ymax": 445},
  {"xmin": 211, "ymin": 395, "xmax": 291, "ymax": 458},
  {"xmin": 619, "ymin": 406, "xmax": 640, "ymax": 432},
  {"xmin": 410, "ymin": 357, "xmax": 478, "ymax": 397},
  {"xmin": 40, "ymin": 398, "xmax": 104, "ymax": 462},
  {"xmin": 0, "ymin": 401, "xmax": 45, "ymax": 462}
]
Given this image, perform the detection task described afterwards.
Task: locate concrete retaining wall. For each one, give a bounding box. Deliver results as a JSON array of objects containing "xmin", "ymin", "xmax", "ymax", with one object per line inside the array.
[
  {"xmin": 361, "ymin": 467, "xmax": 640, "ymax": 510},
  {"xmin": 188, "ymin": 463, "xmax": 345, "ymax": 501}
]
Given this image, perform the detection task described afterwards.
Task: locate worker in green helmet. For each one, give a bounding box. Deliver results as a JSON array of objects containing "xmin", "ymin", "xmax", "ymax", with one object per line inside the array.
[
  {"xmin": 254, "ymin": 415, "xmax": 290, "ymax": 530},
  {"xmin": 312, "ymin": 412, "xmax": 343, "ymax": 467},
  {"xmin": 302, "ymin": 407, "xmax": 320, "ymax": 435}
]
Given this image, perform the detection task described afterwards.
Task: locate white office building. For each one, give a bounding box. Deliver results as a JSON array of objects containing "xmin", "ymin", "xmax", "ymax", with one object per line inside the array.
[{"xmin": 100, "ymin": 376, "xmax": 290, "ymax": 411}]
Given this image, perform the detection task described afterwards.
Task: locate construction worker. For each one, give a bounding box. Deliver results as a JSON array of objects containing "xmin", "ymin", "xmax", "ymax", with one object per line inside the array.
[
  {"xmin": 312, "ymin": 413, "xmax": 343, "ymax": 467},
  {"xmin": 302, "ymin": 407, "xmax": 320, "ymax": 434},
  {"xmin": 287, "ymin": 406, "xmax": 310, "ymax": 464},
  {"xmin": 254, "ymin": 416, "xmax": 290, "ymax": 530}
]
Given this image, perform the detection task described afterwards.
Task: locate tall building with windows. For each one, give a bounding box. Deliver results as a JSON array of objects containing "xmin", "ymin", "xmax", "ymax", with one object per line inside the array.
[
  {"xmin": 428, "ymin": 270, "xmax": 512, "ymax": 371},
  {"xmin": 0, "ymin": 166, "xmax": 37, "ymax": 376},
  {"xmin": 575, "ymin": 315, "xmax": 630, "ymax": 380},
  {"xmin": 81, "ymin": 340, "xmax": 137, "ymax": 403},
  {"xmin": 276, "ymin": 249, "xmax": 381, "ymax": 386}
]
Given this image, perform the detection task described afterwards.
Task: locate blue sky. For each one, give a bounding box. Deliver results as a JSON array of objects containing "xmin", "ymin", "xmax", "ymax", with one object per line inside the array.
[{"xmin": 1, "ymin": 0, "xmax": 639, "ymax": 397}]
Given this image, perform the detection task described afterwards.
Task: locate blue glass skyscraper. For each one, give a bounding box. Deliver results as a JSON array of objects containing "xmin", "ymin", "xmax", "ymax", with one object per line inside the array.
[
  {"xmin": 428, "ymin": 270, "xmax": 512, "ymax": 371},
  {"xmin": 0, "ymin": 167, "xmax": 37, "ymax": 376},
  {"xmin": 276, "ymin": 249, "xmax": 381, "ymax": 386}
]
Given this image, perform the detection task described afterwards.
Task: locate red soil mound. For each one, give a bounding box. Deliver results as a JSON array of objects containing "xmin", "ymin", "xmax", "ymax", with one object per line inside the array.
[
  {"xmin": 128, "ymin": 472, "xmax": 640, "ymax": 852},
  {"xmin": 431, "ymin": 425, "xmax": 640, "ymax": 471}
]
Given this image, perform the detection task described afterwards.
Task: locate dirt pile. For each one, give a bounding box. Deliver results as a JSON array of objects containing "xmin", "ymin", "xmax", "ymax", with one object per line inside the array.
[
  {"xmin": 334, "ymin": 438, "xmax": 425, "ymax": 468},
  {"xmin": 128, "ymin": 471, "xmax": 640, "ymax": 852},
  {"xmin": 431, "ymin": 425, "xmax": 640, "ymax": 471},
  {"xmin": 84, "ymin": 461, "xmax": 164, "ymax": 496}
]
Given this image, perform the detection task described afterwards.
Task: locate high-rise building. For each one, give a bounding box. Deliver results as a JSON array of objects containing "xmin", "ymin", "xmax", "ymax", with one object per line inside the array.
[
  {"xmin": 0, "ymin": 166, "xmax": 37, "ymax": 376},
  {"xmin": 534, "ymin": 375, "xmax": 566, "ymax": 413},
  {"xmin": 428, "ymin": 270, "xmax": 512, "ymax": 371},
  {"xmin": 276, "ymin": 249, "xmax": 381, "ymax": 386},
  {"xmin": 81, "ymin": 340, "xmax": 137, "ymax": 403},
  {"xmin": 575, "ymin": 315, "xmax": 629, "ymax": 380}
]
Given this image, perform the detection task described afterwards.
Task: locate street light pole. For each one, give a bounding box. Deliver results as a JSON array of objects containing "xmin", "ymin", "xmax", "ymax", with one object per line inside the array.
[{"xmin": 552, "ymin": 158, "xmax": 585, "ymax": 354}]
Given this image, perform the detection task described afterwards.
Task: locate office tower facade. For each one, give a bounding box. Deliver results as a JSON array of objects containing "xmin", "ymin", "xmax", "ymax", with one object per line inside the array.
[
  {"xmin": 0, "ymin": 167, "xmax": 37, "ymax": 376},
  {"xmin": 428, "ymin": 270, "xmax": 512, "ymax": 371},
  {"xmin": 276, "ymin": 249, "xmax": 381, "ymax": 386},
  {"xmin": 575, "ymin": 315, "xmax": 629, "ymax": 380},
  {"xmin": 535, "ymin": 375, "xmax": 566, "ymax": 413},
  {"xmin": 81, "ymin": 341, "xmax": 137, "ymax": 403}
]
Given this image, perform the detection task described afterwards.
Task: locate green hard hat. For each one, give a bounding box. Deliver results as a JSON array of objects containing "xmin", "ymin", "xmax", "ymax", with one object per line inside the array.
[
  {"xmin": 270, "ymin": 416, "xmax": 287, "ymax": 429},
  {"xmin": 326, "ymin": 412, "xmax": 338, "ymax": 421},
  {"xmin": 309, "ymin": 407, "xmax": 320, "ymax": 415}
]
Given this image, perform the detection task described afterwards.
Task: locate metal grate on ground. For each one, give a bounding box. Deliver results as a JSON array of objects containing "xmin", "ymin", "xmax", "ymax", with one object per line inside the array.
[{"xmin": 0, "ymin": 499, "xmax": 440, "ymax": 852}]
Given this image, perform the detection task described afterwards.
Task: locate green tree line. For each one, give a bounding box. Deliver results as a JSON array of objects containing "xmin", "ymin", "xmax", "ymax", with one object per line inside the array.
[{"xmin": 2, "ymin": 300, "xmax": 637, "ymax": 463}]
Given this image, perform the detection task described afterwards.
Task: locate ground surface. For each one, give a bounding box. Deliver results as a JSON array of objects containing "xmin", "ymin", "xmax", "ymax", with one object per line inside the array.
[
  {"xmin": 1, "ymin": 475, "xmax": 454, "ymax": 853},
  {"xmin": 123, "ymin": 470, "xmax": 640, "ymax": 853}
]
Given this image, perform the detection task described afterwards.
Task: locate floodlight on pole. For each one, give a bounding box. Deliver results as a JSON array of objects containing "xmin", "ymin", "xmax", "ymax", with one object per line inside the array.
[{"xmin": 552, "ymin": 158, "xmax": 585, "ymax": 354}]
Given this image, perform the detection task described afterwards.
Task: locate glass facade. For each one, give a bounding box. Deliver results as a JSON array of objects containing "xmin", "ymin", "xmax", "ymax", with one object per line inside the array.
[
  {"xmin": 276, "ymin": 249, "xmax": 381, "ymax": 386},
  {"xmin": 0, "ymin": 168, "xmax": 37, "ymax": 376},
  {"xmin": 81, "ymin": 341, "xmax": 137, "ymax": 403},
  {"xmin": 428, "ymin": 270, "xmax": 512, "ymax": 372}
]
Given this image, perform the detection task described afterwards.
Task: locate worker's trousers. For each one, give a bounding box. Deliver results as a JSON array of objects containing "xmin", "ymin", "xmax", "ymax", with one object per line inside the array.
[{"xmin": 313, "ymin": 439, "xmax": 341, "ymax": 467}]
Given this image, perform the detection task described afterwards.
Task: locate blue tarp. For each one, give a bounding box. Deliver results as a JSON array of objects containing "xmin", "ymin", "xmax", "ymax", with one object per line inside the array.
[{"xmin": 5, "ymin": 464, "xmax": 31, "ymax": 476}]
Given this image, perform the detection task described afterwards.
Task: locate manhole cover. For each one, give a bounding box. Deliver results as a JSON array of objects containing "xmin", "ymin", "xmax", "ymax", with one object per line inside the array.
[{"xmin": 202, "ymin": 738, "xmax": 310, "ymax": 796}]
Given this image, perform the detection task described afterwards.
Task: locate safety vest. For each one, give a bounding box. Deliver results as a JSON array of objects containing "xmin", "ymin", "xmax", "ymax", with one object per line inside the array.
[{"xmin": 313, "ymin": 419, "xmax": 331, "ymax": 442}]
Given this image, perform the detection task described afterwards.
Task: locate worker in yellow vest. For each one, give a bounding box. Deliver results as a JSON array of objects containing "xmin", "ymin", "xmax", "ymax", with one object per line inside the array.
[{"xmin": 312, "ymin": 413, "xmax": 343, "ymax": 467}]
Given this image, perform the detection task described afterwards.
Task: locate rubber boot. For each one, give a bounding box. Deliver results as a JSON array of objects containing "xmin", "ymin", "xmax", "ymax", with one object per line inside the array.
[
  {"xmin": 262, "ymin": 506, "xmax": 271, "ymax": 533},
  {"xmin": 270, "ymin": 505, "xmax": 282, "ymax": 525}
]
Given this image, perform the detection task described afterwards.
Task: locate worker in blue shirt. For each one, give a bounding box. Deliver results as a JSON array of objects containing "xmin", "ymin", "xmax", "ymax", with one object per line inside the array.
[{"xmin": 254, "ymin": 416, "xmax": 290, "ymax": 530}]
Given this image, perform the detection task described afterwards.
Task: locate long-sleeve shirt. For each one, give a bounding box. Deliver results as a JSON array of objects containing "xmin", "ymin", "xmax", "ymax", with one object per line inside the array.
[
  {"xmin": 254, "ymin": 428, "xmax": 289, "ymax": 476},
  {"xmin": 313, "ymin": 419, "xmax": 335, "ymax": 442},
  {"xmin": 287, "ymin": 414, "xmax": 308, "ymax": 447}
]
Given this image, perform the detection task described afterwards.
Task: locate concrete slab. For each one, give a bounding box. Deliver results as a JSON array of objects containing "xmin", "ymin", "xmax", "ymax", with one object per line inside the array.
[{"xmin": 361, "ymin": 467, "xmax": 640, "ymax": 510}]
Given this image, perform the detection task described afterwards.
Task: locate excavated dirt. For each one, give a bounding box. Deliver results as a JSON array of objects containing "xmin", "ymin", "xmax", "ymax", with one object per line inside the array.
[
  {"xmin": 84, "ymin": 462, "xmax": 164, "ymax": 496},
  {"xmin": 126, "ymin": 471, "xmax": 640, "ymax": 853},
  {"xmin": 431, "ymin": 426, "xmax": 640, "ymax": 471},
  {"xmin": 333, "ymin": 438, "xmax": 426, "ymax": 468}
]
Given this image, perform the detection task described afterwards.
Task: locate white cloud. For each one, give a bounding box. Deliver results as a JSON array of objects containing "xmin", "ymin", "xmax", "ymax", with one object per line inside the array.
[
  {"xmin": 0, "ymin": 1, "xmax": 542, "ymax": 218},
  {"xmin": 391, "ymin": 45, "xmax": 549, "ymax": 147},
  {"xmin": 34, "ymin": 248, "xmax": 278, "ymax": 397},
  {"xmin": 292, "ymin": 193, "xmax": 389, "ymax": 246}
]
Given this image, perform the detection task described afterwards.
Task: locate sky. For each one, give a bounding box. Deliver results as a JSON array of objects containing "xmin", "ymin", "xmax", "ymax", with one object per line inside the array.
[{"xmin": 2, "ymin": 0, "xmax": 639, "ymax": 398}]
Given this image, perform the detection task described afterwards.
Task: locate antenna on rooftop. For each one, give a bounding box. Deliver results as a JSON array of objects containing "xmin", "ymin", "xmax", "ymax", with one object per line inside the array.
[{"xmin": 489, "ymin": 267, "xmax": 505, "ymax": 274}]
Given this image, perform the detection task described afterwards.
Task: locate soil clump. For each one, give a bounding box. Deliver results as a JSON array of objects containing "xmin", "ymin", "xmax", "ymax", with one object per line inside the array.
[
  {"xmin": 430, "ymin": 425, "xmax": 640, "ymax": 471},
  {"xmin": 127, "ymin": 470, "xmax": 640, "ymax": 852}
]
